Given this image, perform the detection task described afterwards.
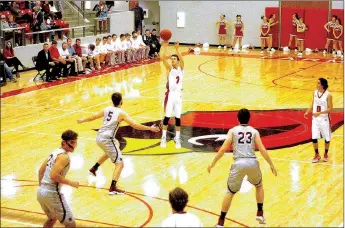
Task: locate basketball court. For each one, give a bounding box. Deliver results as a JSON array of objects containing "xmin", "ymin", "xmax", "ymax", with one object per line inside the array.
[{"xmin": 1, "ymin": 46, "xmax": 344, "ymax": 227}]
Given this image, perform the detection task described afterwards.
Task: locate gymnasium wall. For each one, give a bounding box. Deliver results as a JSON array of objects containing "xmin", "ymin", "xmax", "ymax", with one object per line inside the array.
[{"xmin": 159, "ymin": 1, "xmax": 279, "ymax": 46}]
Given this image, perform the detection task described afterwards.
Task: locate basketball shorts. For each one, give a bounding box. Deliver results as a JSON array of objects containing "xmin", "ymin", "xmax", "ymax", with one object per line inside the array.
[
  {"xmin": 227, "ymin": 158, "xmax": 262, "ymax": 194},
  {"xmin": 163, "ymin": 92, "xmax": 182, "ymax": 118},
  {"xmin": 312, "ymin": 117, "xmax": 332, "ymax": 141},
  {"xmin": 37, "ymin": 187, "xmax": 74, "ymax": 225},
  {"xmin": 96, "ymin": 137, "xmax": 123, "ymax": 163}
]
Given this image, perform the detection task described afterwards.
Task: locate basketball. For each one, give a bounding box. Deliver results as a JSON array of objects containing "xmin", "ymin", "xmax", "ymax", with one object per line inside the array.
[{"xmin": 160, "ymin": 29, "xmax": 172, "ymax": 41}]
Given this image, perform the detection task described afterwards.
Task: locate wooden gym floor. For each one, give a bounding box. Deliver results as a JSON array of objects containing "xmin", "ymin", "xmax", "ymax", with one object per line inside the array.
[{"xmin": 1, "ymin": 46, "xmax": 344, "ymax": 227}]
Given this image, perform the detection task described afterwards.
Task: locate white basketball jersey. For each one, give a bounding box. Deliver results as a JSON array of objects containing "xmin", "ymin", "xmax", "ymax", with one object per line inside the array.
[
  {"xmin": 41, "ymin": 148, "xmax": 70, "ymax": 192},
  {"xmin": 230, "ymin": 125, "xmax": 259, "ymax": 160},
  {"xmin": 167, "ymin": 66, "xmax": 183, "ymax": 93},
  {"xmin": 313, "ymin": 90, "xmax": 329, "ymax": 119},
  {"xmin": 161, "ymin": 212, "xmax": 203, "ymax": 227},
  {"xmin": 98, "ymin": 106, "xmax": 122, "ymax": 139}
]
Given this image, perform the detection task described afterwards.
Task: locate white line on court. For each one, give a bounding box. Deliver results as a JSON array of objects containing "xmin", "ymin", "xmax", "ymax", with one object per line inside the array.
[
  {"xmin": 1, "ymin": 218, "xmax": 40, "ymax": 226},
  {"xmin": 1, "ymin": 73, "xmax": 205, "ymax": 134}
]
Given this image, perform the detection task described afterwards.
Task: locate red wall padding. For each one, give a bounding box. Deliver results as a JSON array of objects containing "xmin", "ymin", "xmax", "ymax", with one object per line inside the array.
[
  {"xmin": 280, "ymin": 8, "xmax": 305, "ymax": 48},
  {"xmin": 304, "ymin": 8, "xmax": 328, "ymax": 49},
  {"xmin": 265, "ymin": 7, "xmax": 279, "ymax": 48}
]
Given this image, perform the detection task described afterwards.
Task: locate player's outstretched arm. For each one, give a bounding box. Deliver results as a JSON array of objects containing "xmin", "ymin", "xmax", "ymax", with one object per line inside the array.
[
  {"xmin": 304, "ymin": 93, "xmax": 314, "ymax": 119},
  {"xmin": 50, "ymin": 154, "xmax": 79, "ymax": 188},
  {"xmin": 38, "ymin": 158, "xmax": 48, "ymax": 186},
  {"xmin": 175, "ymin": 42, "xmax": 184, "ymax": 70},
  {"xmin": 254, "ymin": 133, "xmax": 277, "ymax": 176},
  {"xmin": 161, "ymin": 41, "xmax": 172, "ymax": 71},
  {"xmin": 208, "ymin": 131, "xmax": 233, "ymax": 173},
  {"xmin": 121, "ymin": 112, "xmax": 160, "ymax": 132},
  {"xmin": 77, "ymin": 110, "xmax": 104, "ymax": 123}
]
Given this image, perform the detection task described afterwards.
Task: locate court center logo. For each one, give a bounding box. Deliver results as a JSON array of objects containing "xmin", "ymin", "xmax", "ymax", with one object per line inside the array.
[{"xmin": 108, "ymin": 109, "xmax": 344, "ymax": 154}]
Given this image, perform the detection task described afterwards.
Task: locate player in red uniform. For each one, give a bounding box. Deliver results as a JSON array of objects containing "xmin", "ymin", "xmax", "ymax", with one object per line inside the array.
[
  {"xmin": 296, "ymin": 18, "xmax": 306, "ymax": 57},
  {"xmin": 216, "ymin": 14, "xmax": 230, "ymax": 50},
  {"xmin": 288, "ymin": 13, "xmax": 299, "ymax": 51},
  {"xmin": 268, "ymin": 13, "xmax": 278, "ymax": 52},
  {"xmin": 323, "ymin": 15, "xmax": 337, "ymax": 54},
  {"xmin": 229, "ymin": 15, "xmax": 244, "ymax": 53},
  {"xmin": 260, "ymin": 16, "xmax": 270, "ymax": 55},
  {"xmin": 333, "ymin": 18, "xmax": 343, "ymax": 58}
]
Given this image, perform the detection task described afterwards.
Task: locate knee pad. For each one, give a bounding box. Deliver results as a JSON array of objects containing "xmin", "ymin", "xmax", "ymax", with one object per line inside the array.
[
  {"xmin": 325, "ymin": 140, "xmax": 330, "ymax": 144},
  {"xmin": 163, "ymin": 117, "xmax": 170, "ymax": 126},
  {"xmin": 175, "ymin": 118, "xmax": 181, "ymax": 127},
  {"xmin": 312, "ymin": 139, "xmax": 318, "ymax": 143}
]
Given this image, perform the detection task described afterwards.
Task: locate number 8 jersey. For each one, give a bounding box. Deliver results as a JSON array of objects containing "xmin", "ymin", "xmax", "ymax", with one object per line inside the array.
[
  {"xmin": 229, "ymin": 125, "xmax": 259, "ymax": 160},
  {"xmin": 313, "ymin": 90, "xmax": 329, "ymax": 119}
]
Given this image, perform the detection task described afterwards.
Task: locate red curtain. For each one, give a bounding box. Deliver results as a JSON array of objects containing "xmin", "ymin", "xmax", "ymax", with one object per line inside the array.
[
  {"xmin": 304, "ymin": 8, "xmax": 328, "ymax": 49},
  {"xmin": 265, "ymin": 7, "xmax": 279, "ymax": 48}
]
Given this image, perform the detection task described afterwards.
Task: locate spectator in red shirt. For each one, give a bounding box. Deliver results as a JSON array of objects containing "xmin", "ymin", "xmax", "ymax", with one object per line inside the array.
[
  {"xmin": 3, "ymin": 41, "xmax": 27, "ymax": 78},
  {"xmin": 73, "ymin": 38, "xmax": 89, "ymax": 71},
  {"xmin": 49, "ymin": 40, "xmax": 68, "ymax": 77}
]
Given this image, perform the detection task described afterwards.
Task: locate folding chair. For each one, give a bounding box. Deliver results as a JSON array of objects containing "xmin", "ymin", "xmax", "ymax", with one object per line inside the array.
[{"xmin": 32, "ymin": 56, "xmax": 46, "ymax": 81}]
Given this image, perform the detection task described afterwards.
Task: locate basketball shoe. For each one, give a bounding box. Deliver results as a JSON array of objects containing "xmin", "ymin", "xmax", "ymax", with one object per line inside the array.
[
  {"xmin": 89, "ymin": 167, "xmax": 97, "ymax": 176},
  {"xmin": 109, "ymin": 185, "xmax": 126, "ymax": 195},
  {"xmin": 160, "ymin": 137, "xmax": 167, "ymax": 148},
  {"xmin": 174, "ymin": 137, "xmax": 181, "ymax": 149},
  {"xmin": 256, "ymin": 211, "xmax": 266, "ymax": 224},
  {"xmin": 323, "ymin": 153, "xmax": 328, "ymax": 162},
  {"xmin": 312, "ymin": 153, "xmax": 321, "ymax": 163}
]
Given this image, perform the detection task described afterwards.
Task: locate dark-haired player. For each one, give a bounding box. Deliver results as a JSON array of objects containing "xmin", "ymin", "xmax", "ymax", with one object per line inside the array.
[
  {"xmin": 77, "ymin": 92, "xmax": 159, "ymax": 194},
  {"xmin": 37, "ymin": 130, "xmax": 79, "ymax": 228},
  {"xmin": 208, "ymin": 108, "xmax": 277, "ymax": 226},
  {"xmin": 161, "ymin": 187, "xmax": 203, "ymax": 227},
  {"xmin": 160, "ymin": 41, "xmax": 184, "ymax": 149},
  {"xmin": 304, "ymin": 78, "xmax": 333, "ymax": 163}
]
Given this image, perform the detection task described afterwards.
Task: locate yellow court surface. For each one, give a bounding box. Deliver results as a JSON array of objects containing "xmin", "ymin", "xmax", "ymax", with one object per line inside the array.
[{"xmin": 1, "ymin": 47, "xmax": 344, "ymax": 227}]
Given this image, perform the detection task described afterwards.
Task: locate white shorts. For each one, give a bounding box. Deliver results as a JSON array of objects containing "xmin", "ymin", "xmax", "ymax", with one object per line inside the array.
[
  {"xmin": 163, "ymin": 92, "xmax": 182, "ymax": 118},
  {"xmin": 96, "ymin": 137, "xmax": 123, "ymax": 163},
  {"xmin": 312, "ymin": 116, "xmax": 332, "ymax": 141},
  {"xmin": 37, "ymin": 187, "xmax": 74, "ymax": 225}
]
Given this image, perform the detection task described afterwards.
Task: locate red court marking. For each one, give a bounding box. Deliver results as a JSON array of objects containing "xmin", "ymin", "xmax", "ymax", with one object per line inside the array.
[
  {"xmin": 1, "ymin": 183, "xmax": 153, "ymax": 228},
  {"xmin": 198, "ymin": 56, "xmax": 343, "ymax": 92},
  {"xmin": 1, "ymin": 179, "xmax": 249, "ymax": 227}
]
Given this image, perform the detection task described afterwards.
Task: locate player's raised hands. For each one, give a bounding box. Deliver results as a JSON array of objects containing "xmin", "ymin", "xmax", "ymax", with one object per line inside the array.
[{"xmin": 174, "ymin": 41, "xmax": 180, "ymax": 50}]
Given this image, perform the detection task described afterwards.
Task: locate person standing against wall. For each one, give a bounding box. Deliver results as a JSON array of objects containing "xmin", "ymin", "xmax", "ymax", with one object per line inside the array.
[
  {"xmin": 131, "ymin": 2, "xmax": 144, "ymax": 34},
  {"xmin": 216, "ymin": 14, "xmax": 231, "ymax": 50}
]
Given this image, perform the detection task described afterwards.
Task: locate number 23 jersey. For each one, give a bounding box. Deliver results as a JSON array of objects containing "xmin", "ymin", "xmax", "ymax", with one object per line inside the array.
[{"xmin": 229, "ymin": 125, "xmax": 259, "ymax": 160}]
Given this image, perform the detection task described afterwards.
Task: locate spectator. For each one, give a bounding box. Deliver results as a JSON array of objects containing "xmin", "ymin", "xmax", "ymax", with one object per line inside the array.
[
  {"xmin": 32, "ymin": 6, "xmax": 44, "ymax": 43},
  {"xmin": 161, "ymin": 187, "xmax": 203, "ymax": 227},
  {"xmin": 49, "ymin": 40, "xmax": 68, "ymax": 77},
  {"xmin": 67, "ymin": 38, "xmax": 85, "ymax": 74},
  {"xmin": 0, "ymin": 50, "xmax": 17, "ymax": 82},
  {"xmin": 8, "ymin": 14, "xmax": 23, "ymax": 46},
  {"xmin": 136, "ymin": 28, "xmax": 150, "ymax": 59},
  {"xmin": 86, "ymin": 43, "xmax": 101, "ymax": 70},
  {"xmin": 9, "ymin": 1, "xmax": 20, "ymax": 17},
  {"xmin": 131, "ymin": 2, "xmax": 144, "ymax": 33},
  {"xmin": 59, "ymin": 42, "xmax": 77, "ymax": 76},
  {"xmin": 1, "ymin": 15, "xmax": 10, "ymax": 30},
  {"xmin": 96, "ymin": 1, "xmax": 108, "ymax": 34},
  {"xmin": 36, "ymin": 43, "xmax": 58, "ymax": 82},
  {"xmin": 143, "ymin": 29, "xmax": 157, "ymax": 58},
  {"xmin": 151, "ymin": 29, "xmax": 161, "ymax": 54},
  {"xmin": 3, "ymin": 41, "xmax": 27, "ymax": 78}
]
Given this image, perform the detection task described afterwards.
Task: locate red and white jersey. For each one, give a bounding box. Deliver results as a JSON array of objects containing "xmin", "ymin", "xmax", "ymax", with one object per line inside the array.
[
  {"xmin": 166, "ymin": 66, "xmax": 183, "ymax": 93},
  {"xmin": 334, "ymin": 24, "xmax": 342, "ymax": 37},
  {"xmin": 235, "ymin": 21, "xmax": 243, "ymax": 31},
  {"xmin": 313, "ymin": 90, "xmax": 329, "ymax": 119},
  {"xmin": 261, "ymin": 22, "xmax": 269, "ymax": 34},
  {"xmin": 327, "ymin": 21, "xmax": 336, "ymax": 31}
]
